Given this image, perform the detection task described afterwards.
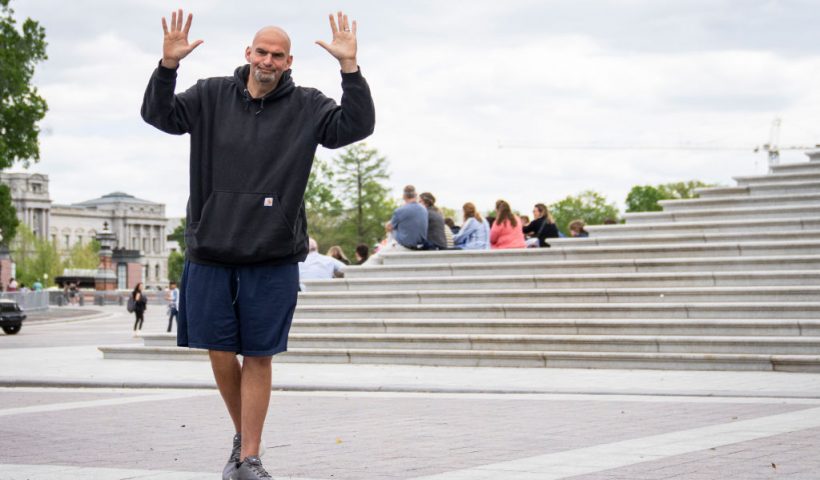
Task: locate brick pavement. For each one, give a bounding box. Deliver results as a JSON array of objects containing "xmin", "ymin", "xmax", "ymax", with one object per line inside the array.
[
  {"xmin": 3, "ymin": 309, "xmax": 820, "ymax": 479},
  {"xmin": 1, "ymin": 388, "xmax": 819, "ymax": 479},
  {"xmin": 566, "ymin": 426, "xmax": 820, "ymax": 480}
]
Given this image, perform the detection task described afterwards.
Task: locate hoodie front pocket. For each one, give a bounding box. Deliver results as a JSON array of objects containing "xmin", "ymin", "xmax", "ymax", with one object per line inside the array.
[{"xmin": 189, "ymin": 190, "xmax": 294, "ymax": 264}]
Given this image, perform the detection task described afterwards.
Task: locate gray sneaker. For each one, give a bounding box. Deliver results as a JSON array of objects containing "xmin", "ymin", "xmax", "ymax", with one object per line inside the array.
[
  {"xmin": 222, "ymin": 433, "xmax": 241, "ymax": 480},
  {"xmin": 234, "ymin": 456, "xmax": 272, "ymax": 479}
]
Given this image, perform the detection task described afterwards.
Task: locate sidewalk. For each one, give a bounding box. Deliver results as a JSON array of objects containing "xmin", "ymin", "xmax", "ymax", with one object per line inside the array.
[
  {"xmin": 3, "ymin": 306, "xmax": 820, "ymax": 479},
  {"xmin": 3, "ymin": 306, "xmax": 820, "ymax": 399}
]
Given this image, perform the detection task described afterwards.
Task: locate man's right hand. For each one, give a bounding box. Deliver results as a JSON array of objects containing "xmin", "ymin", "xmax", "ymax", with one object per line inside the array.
[{"xmin": 161, "ymin": 9, "xmax": 203, "ymax": 69}]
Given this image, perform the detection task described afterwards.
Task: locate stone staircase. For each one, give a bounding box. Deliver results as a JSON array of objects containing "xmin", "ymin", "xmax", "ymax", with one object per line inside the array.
[{"xmin": 99, "ymin": 152, "xmax": 820, "ymax": 371}]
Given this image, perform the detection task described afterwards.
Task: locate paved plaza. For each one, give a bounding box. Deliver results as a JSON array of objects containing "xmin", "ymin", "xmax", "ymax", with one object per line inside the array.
[{"xmin": 1, "ymin": 306, "xmax": 819, "ymax": 479}]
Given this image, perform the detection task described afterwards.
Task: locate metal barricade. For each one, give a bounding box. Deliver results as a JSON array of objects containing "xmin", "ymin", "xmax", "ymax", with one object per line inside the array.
[{"xmin": 0, "ymin": 291, "xmax": 50, "ymax": 312}]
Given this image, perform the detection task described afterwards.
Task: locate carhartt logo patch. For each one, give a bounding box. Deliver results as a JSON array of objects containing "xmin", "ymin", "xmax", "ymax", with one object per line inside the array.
[{"xmin": 263, "ymin": 197, "xmax": 273, "ymax": 207}]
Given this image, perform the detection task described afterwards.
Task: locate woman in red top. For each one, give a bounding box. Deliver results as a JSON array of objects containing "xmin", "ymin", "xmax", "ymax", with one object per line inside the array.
[{"xmin": 490, "ymin": 199, "xmax": 527, "ymax": 249}]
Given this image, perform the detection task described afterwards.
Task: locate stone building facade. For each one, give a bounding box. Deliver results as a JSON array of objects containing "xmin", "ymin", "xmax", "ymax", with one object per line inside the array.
[{"xmin": 0, "ymin": 172, "xmax": 170, "ymax": 289}]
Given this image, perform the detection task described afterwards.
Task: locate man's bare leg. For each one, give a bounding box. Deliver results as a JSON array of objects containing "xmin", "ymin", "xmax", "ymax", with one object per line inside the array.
[
  {"xmin": 239, "ymin": 355, "xmax": 272, "ymax": 459},
  {"xmin": 209, "ymin": 350, "xmax": 242, "ymax": 433}
]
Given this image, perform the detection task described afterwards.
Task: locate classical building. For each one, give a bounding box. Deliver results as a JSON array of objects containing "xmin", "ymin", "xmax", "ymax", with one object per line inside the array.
[{"xmin": 0, "ymin": 172, "xmax": 170, "ymax": 289}]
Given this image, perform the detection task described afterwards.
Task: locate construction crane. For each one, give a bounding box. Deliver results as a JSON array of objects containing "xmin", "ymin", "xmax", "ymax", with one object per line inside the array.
[
  {"xmin": 753, "ymin": 117, "xmax": 817, "ymax": 168},
  {"xmin": 498, "ymin": 117, "xmax": 817, "ymax": 171}
]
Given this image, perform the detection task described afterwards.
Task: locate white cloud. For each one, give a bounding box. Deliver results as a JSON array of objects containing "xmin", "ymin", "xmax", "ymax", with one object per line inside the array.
[{"xmin": 9, "ymin": 0, "xmax": 820, "ymax": 219}]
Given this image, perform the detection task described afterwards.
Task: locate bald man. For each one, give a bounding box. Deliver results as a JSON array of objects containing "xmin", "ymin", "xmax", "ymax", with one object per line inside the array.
[{"xmin": 141, "ymin": 10, "xmax": 375, "ymax": 480}]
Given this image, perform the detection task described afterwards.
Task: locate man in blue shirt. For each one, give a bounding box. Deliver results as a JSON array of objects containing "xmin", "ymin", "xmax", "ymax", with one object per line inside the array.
[
  {"xmin": 390, "ymin": 185, "xmax": 428, "ymax": 248},
  {"xmin": 366, "ymin": 185, "xmax": 427, "ymax": 264}
]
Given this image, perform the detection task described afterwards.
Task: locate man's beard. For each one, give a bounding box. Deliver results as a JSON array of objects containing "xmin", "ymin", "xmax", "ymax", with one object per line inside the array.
[{"xmin": 253, "ymin": 68, "xmax": 277, "ymax": 84}]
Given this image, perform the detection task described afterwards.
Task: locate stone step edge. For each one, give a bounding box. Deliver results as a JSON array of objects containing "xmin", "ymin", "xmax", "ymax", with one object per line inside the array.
[
  {"xmin": 734, "ymin": 172, "xmax": 820, "ymax": 183},
  {"xmin": 296, "ymin": 301, "xmax": 820, "ymax": 310},
  {"xmin": 296, "ymin": 285, "xmax": 820, "ymax": 297},
  {"xmin": 305, "ymin": 270, "xmax": 820, "ymax": 287},
  {"xmin": 376, "ymin": 241, "xmax": 820, "ymax": 262},
  {"xmin": 622, "ymin": 203, "xmax": 820, "ymax": 220},
  {"xmin": 348, "ymin": 255, "xmax": 820, "ymax": 273},
  {"xmin": 586, "ymin": 216, "xmax": 820, "ymax": 232},
  {"xmin": 140, "ymin": 333, "xmax": 820, "ymax": 344},
  {"xmin": 772, "ymin": 160, "xmax": 820, "ymax": 169},
  {"xmin": 140, "ymin": 317, "xmax": 820, "ymax": 338},
  {"xmin": 97, "ymin": 345, "xmax": 820, "ymax": 367},
  {"xmin": 659, "ymin": 192, "xmax": 820, "ymax": 208},
  {"xmin": 546, "ymin": 232, "xmax": 820, "ymax": 247},
  {"xmin": 696, "ymin": 181, "xmax": 820, "ymax": 196}
]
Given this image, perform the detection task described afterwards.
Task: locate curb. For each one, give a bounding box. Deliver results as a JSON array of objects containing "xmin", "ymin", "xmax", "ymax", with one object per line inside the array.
[
  {"xmin": 2, "ymin": 378, "xmax": 820, "ymax": 400},
  {"xmin": 24, "ymin": 311, "xmax": 115, "ymax": 326}
]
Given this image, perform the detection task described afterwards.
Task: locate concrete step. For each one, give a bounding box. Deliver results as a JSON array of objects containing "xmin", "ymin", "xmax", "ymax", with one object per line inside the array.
[
  {"xmin": 144, "ymin": 332, "xmax": 818, "ymax": 357},
  {"xmin": 543, "ymin": 230, "xmax": 820, "ymax": 247},
  {"xmin": 623, "ymin": 203, "xmax": 820, "ymax": 224},
  {"xmin": 734, "ymin": 171, "xmax": 820, "ymax": 185},
  {"xmin": 304, "ymin": 271, "xmax": 820, "ymax": 292},
  {"xmin": 140, "ymin": 319, "xmax": 820, "ymax": 344},
  {"xmin": 771, "ymin": 161, "xmax": 820, "ymax": 175},
  {"xmin": 344, "ymin": 255, "xmax": 820, "ymax": 278},
  {"xmin": 658, "ymin": 193, "xmax": 820, "ymax": 212},
  {"xmin": 284, "ymin": 333, "xmax": 820, "ymax": 355},
  {"xmin": 294, "ymin": 302, "xmax": 820, "ymax": 320},
  {"xmin": 296, "ymin": 286, "xmax": 820, "ymax": 306},
  {"xmin": 378, "ymin": 241, "xmax": 820, "ymax": 266},
  {"xmin": 586, "ymin": 217, "xmax": 820, "ymax": 238},
  {"xmin": 97, "ymin": 345, "xmax": 820, "ymax": 372},
  {"xmin": 696, "ymin": 181, "xmax": 820, "ymax": 198}
]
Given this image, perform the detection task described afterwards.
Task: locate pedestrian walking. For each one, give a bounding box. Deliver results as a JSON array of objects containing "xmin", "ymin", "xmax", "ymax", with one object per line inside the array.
[
  {"xmin": 141, "ymin": 9, "xmax": 374, "ymax": 479},
  {"xmin": 131, "ymin": 282, "xmax": 147, "ymax": 336},
  {"xmin": 166, "ymin": 281, "xmax": 180, "ymax": 332}
]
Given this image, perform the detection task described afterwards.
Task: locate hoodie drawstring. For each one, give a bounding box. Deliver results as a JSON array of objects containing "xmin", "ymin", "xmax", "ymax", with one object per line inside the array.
[{"xmin": 243, "ymin": 88, "xmax": 265, "ymax": 116}]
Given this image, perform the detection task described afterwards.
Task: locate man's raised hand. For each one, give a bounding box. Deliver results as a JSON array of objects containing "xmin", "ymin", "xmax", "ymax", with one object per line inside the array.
[
  {"xmin": 315, "ymin": 11, "xmax": 358, "ymax": 73},
  {"xmin": 161, "ymin": 9, "xmax": 203, "ymax": 69}
]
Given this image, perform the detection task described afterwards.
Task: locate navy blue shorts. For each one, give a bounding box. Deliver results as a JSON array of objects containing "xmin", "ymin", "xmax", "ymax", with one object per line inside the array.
[{"xmin": 178, "ymin": 260, "xmax": 299, "ymax": 357}]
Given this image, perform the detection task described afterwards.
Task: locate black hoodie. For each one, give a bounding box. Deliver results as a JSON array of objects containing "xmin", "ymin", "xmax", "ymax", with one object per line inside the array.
[{"xmin": 141, "ymin": 63, "xmax": 375, "ymax": 266}]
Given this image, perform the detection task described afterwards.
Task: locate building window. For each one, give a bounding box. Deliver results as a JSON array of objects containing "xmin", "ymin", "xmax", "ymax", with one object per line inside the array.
[
  {"xmin": 144, "ymin": 264, "xmax": 149, "ymax": 280},
  {"xmin": 155, "ymin": 264, "xmax": 160, "ymax": 280},
  {"xmin": 117, "ymin": 264, "xmax": 127, "ymax": 290},
  {"xmin": 31, "ymin": 183, "xmax": 41, "ymax": 193},
  {"xmin": 143, "ymin": 238, "xmax": 148, "ymax": 252},
  {"xmin": 51, "ymin": 234, "xmax": 57, "ymax": 245},
  {"xmin": 132, "ymin": 238, "xmax": 137, "ymax": 249},
  {"xmin": 153, "ymin": 238, "xmax": 159, "ymax": 253},
  {"xmin": 77, "ymin": 236, "xmax": 83, "ymax": 246},
  {"xmin": 64, "ymin": 235, "xmax": 70, "ymax": 249}
]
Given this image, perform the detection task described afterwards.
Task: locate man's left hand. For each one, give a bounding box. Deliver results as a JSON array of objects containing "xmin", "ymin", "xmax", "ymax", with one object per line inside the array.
[{"xmin": 315, "ymin": 11, "xmax": 358, "ymax": 73}]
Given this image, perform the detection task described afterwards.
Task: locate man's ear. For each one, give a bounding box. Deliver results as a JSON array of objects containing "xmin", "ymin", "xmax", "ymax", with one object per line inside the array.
[
  {"xmin": 287, "ymin": 54, "xmax": 293, "ymax": 69},
  {"xmin": 245, "ymin": 46, "xmax": 252, "ymax": 62}
]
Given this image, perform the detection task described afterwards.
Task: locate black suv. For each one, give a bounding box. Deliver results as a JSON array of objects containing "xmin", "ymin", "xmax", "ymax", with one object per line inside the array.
[{"xmin": 0, "ymin": 299, "xmax": 26, "ymax": 334}]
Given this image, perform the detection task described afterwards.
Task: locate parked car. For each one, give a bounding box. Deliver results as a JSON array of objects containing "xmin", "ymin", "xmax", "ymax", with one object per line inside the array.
[{"xmin": 0, "ymin": 299, "xmax": 26, "ymax": 335}]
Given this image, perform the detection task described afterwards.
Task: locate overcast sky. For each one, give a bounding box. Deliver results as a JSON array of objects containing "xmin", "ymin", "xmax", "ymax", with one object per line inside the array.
[{"xmin": 10, "ymin": 0, "xmax": 820, "ymax": 219}]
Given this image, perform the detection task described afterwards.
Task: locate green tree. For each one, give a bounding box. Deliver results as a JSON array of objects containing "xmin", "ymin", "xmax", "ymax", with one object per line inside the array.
[
  {"xmin": 1, "ymin": 0, "xmax": 48, "ymax": 168},
  {"xmin": 550, "ymin": 190, "xmax": 620, "ymax": 235},
  {"xmin": 12, "ymin": 225, "xmax": 61, "ymax": 287},
  {"xmin": 305, "ymin": 156, "xmax": 343, "ymax": 216},
  {"xmin": 305, "ymin": 156, "xmax": 347, "ymax": 251},
  {"xmin": 625, "ymin": 185, "xmax": 666, "ymax": 213},
  {"xmin": 167, "ymin": 250, "xmax": 184, "ymax": 284},
  {"xmin": 62, "ymin": 239, "xmax": 100, "ymax": 270},
  {"xmin": 166, "ymin": 217, "xmax": 186, "ymax": 283},
  {"xmin": 334, "ymin": 143, "xmax": 396, "ymax": 252},
  {"xmin": 0, "ymin": 184, "xmax": 19, "ymax": 246},
  {"xmin": 625, "ymin": 180, "xmax": 714, "ymax": 213},
  {"xmin": 168, "ymin": 217, "xmax": 186, "ymax": 252}
]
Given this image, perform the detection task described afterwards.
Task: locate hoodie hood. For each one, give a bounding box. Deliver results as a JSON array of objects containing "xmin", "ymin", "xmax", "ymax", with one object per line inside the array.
[{"xmin": 233, "ymin": 64, "xmax": 296, "ymax": 114}]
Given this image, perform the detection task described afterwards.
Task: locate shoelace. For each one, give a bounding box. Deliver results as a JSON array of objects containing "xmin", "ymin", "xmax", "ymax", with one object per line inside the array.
[
  {"xmin": 246, "ymin": 459, "xmax": 271, "ymax": 479},
  {"xmin": 229, "ymin": 435, "xmax": 241, "ymax": 463}
]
